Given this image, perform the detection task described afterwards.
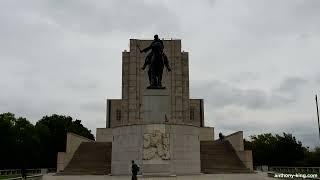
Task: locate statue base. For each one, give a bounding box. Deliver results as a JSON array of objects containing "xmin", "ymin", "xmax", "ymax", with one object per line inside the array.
[
  {"xmin": 147, "ymin": 86, "xmax": 166, "ymax": 89},
  {"xmin": 143, "ymin": 89, "xmax": 170, "ymax": 124},
  {"xmin": 111, "ymin": 124, "xmax": 201, "ymax": 175}
]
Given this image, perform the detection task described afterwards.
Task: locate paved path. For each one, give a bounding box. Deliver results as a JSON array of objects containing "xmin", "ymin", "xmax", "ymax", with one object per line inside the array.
[{"xmin": 43, "ymin": 172, "xmax": 273, "ymax": 180}]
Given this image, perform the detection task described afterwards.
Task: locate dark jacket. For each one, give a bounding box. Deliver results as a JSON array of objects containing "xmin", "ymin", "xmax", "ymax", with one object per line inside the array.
[{"xmin": 132, "ymin": 163, "xmax": 139, "ymax": 175}]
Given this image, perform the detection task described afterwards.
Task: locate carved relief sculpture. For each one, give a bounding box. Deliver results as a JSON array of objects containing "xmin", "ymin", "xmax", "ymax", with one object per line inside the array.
[{"xmin": 143, "ymin": 130, "xmax": 170, "ymax": 160}]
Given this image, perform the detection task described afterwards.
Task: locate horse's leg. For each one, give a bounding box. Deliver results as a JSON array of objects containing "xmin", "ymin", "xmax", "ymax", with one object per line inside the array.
[
  {"xmin": 150, "ymin": 64, "xmax": 158, "ymax": 87},
  {"xmin": 158, "ymin": 65, "xmax": 164, "ymax": 87},
  {"xmin": 148, "ymin": 68, "xmax": 152, "ymax": 86}
]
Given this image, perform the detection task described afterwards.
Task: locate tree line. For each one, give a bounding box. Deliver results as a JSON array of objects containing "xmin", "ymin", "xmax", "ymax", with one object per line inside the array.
[
  {"xmin": 1, "ymin": 112, "xmax": 320, "ymax": 169},
  {"xmin": 0, "ymin": 112, "xmax": 94, "ymax": 169},
  {"xmin": 245, "ymin": 133, "xmax": 320, "ymax": 167}
]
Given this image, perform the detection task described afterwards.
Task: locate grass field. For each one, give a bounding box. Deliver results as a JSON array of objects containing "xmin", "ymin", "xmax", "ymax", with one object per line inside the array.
[{"xmin": 0, "ymin": 175, "xmax": 20, "ymax": 179}]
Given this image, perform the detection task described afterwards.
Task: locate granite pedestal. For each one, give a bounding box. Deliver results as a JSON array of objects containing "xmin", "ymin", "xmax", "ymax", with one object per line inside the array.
[
  {"xmin": 111, "ymin": 124, "xmax": 200, "ymax": 175},
  {"xmin": 143, "ymin": 89, "xmax": 170, "ymax": 124}
]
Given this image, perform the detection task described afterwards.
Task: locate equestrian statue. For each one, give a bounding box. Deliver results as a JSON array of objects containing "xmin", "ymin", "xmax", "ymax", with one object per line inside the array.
[{"xmin": 139, "ymin": 35, "xmax": 171, "ymax": 89}]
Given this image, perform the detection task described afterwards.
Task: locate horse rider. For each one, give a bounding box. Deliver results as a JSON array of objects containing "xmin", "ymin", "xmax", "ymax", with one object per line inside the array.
[{"xmin": 140, "ymin": 34, "xmax": 171, "ymax": 72}]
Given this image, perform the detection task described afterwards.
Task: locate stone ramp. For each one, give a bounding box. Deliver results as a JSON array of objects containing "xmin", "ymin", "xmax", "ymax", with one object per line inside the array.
[
  {"xmin": 200, "ymin": 140, "xmax": 251, "ymax": 173},
  {"xmin": 59, "ymin": 142, "xmax": 112, "ymax": 175}
]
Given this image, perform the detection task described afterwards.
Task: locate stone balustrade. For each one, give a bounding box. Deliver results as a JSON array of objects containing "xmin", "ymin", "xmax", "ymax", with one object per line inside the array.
[
  {"xmin": 270, "ymin": 166, "xmax": 320, "ymax": 174},
  {"xmin": 0, "ymin": 168, "xmax": 55, "ymax": 176}
]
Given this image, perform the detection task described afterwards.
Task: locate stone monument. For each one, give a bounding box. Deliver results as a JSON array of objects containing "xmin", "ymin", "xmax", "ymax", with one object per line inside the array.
[
  {"xmin": 106, "ymin": 36, "xmax": 205, "ymax": 175},
  {"xmin": 56, "ymin": 36, "xmax": 253, "ymax": 176}
]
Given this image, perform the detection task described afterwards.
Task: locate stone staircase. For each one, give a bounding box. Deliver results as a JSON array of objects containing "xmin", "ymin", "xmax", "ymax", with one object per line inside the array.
[
  {"xmin": 60, "ymin": 142, "xmax": 112, "ymax": 175},
  {"xmin": 200, "ymin": 140, "xmax": 251, "ymax": 173}
]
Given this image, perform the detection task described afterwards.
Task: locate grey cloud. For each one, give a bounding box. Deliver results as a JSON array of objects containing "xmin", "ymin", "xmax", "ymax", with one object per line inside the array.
[
  {"xmin": 40, "ymin": 0, "xmax": 181, "ymax": 34},
  {"xmin": 0, "ymin": 1, "xmax": 180, "ymax": 35},
  {"xmin": 192, "ymin": 77, "xmax": 304, "ymax": 110},
  {"xmin": 229, "ymin": 72, "xmax": 261, "ymax": 83},
  {"xmin": 276, "ymin": 77, "xmax": 308, "ymax": 94},
  {"xmin": 80, "ymin": 101, "xmax": 105, "ymax": 113},
  {"xmin": 212, "ymin": 110, "xmax": 318, "ymax": 148},
  {"xmin": 233, "ymin": 1, "xmax": 320, "ymax": 37},
  {"xmin": 315, "ymin": 74, "xmax": 320, "ymax": 84},
  {"xmin": 1, "ymin": 0, "xmax": 320, "ymax": 148}
]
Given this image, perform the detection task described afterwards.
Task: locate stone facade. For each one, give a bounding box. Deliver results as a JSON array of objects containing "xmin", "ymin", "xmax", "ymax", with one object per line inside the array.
[
  {"xmin": 107, "ymin": 39, "xmax": 203, "ymax": 128},
  {"xmin": 111, "ymin": 124, "xmax": 201, "ymax": 175}
]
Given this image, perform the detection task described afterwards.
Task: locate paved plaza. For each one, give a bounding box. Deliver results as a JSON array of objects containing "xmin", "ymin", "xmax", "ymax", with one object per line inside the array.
[{"xmin": 43, "ymin": 172, "xmax": 273, "ymax": 180}]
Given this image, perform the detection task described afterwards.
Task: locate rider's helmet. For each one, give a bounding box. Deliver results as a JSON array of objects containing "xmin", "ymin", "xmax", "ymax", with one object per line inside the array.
[{"xmin": 154, "ymin": 34, "xmax": 159, "ymax": 40}]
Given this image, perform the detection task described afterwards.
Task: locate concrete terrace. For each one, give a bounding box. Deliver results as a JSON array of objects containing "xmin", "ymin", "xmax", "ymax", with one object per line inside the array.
[{"xmin": 43, "ymin": 172, "xmax": 272, "ymax": 180}]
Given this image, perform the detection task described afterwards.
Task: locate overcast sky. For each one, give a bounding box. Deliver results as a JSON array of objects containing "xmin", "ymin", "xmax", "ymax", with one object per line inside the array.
[{"xmin": 1, "ymin": 0, "xmax": 320, "ymax": 148}]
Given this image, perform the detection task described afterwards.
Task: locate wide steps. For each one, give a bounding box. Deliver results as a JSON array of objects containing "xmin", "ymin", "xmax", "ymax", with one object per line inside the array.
[
  {"xmin": 200, "ymin": 140, "xmax": 251, "ymax": 174},
  {"xmin": 60, "ymin": 142, "xmax": 112, "ymax": 175}
]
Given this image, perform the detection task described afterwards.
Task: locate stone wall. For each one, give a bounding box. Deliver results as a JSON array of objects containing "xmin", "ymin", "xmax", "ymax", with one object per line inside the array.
[
  {"xmin": 170, "ymin": 125, "xmax": 200, "ymax": 174},
  {"xmin": 225, "ymin": 131, "xmax": 253, "ymax": 171},
  {"xmin": 225, "ymin": 131, "xmax": 244, "ymax": 151},
  {"xmin": 111, "ymin": 124, "xmax": 201, "ymax": 175},
  {"xmin": 111, "ymin": 125, "xmax": 144, "ymax": 175},
  {"xmin": 57, "ymin": 152, "xmax": 65, "ymax": 172},
  {"xmin": 57, "ymin": 133, "xmax": 94, "ymax": 172},
  {"xmin": 236, "ymin": 150, "xmax": 253, "ymax": 171},
  {"xmin": 189, "ymin": 99, "xmax": 204, "ymax": 127},
  {"xmin": 199, "ymin": 127, "xmax": 214, "ymax": 141},
  {"xmin": 96, "ymin": 128, "xmax": 112, "ymax": 142},
  {"xmin": 106, "ymin": 99, "xmax": 122, "ymax": 128}
]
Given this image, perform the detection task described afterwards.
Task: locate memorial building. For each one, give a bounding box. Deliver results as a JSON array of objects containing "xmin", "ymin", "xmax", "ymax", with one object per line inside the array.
[{"xmin": 56, "ymin": 38, "xmax": 253, "ymax": 176}]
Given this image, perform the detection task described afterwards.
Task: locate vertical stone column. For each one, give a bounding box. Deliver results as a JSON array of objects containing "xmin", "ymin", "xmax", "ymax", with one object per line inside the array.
[
  {"xmin": 182, "ymin": 52, "xmax": 190, "ymax": 123},
  {"xmin": 167, "ymin": 40, "xmax": 177, "ymax": 124},
  {"xmin": 129, "ymin": 39, "xmax": 138, "ymax": 124},
  {"xmin": 122, "ymin": 51, "xmax": 130, "ymax": 125},
  {"xmin": 173, "ymin": 40, "xmax": 183, "ymax": 124},
  {"xmin": 137, "ymin": 40, "xmax": 150, "ymax": 123}
]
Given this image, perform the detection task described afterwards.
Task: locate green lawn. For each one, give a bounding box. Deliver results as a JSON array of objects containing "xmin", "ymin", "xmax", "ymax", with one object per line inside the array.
[{"xmin": 0, "ymin": 175, "xmax": 20, "ymax": 179}]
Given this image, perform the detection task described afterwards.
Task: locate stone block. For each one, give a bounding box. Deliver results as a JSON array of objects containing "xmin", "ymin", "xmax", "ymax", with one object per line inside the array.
[
  {"xmin": 143, "ymin": 89, "xmax": 170, "ymax": 124},
  {"xmin": 129, "ymin": 65, "xmax": 137, "ymax": 75},
  {"xmin": 236, "ymin": 150, "xmax": 253, "ymax": 171},
  {"xmin": 56, "ymin": 152, "xmax": 65, "ymax": 172},
  {"xmin": 174, "ymin": 40, "xmax": 181, "ymax": 52},
  {"xmin": 225, "ymin": 131, "xmax": 244, "ymax": 151},
  {"xmin": 129, "ymin": 80, "xmax": 136, "ymax": 86},
  {"xmin": 112, "ymin": 125, "xmax": 144, "ymax": 175},
  {"xmin": 128, "ymin": 103, "xmax": 136, "ymax": 110},
  {"xmin": 175, "ymin": 74, "xmax": 183, "ymax": 81},
  {"xmin": 142, "ymin": 164, "xmax": 170, "ymax": 174},
  {"xmin": 96, "ymin": 128, "xmax": 113, "ymax": 142},
  {"xmin": 199, "ymin": 127, "xmax": 214, "ymax": 141}
]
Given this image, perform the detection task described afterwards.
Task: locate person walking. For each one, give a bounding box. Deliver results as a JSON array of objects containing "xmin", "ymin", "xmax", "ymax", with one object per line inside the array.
[
  {"xmin": 21, "ymin": 167, "xmax": 27, "ymax": 180},
  {"xmin": 131, "ymin": 160, "xmax": 140, "ymax": 180},
  {"xmin": 219, "ymin": 132, "xmax": 225, "ymax": 141}
]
